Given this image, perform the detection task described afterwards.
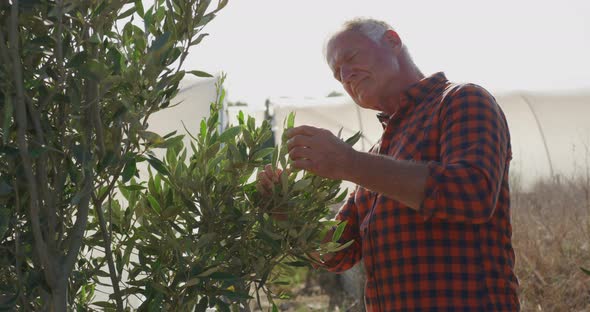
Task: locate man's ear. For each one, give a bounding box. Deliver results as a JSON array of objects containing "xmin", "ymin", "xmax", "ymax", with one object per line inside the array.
[{"xmin": 382, "ymin": 30, "xmax": 402, "ymax": 54}]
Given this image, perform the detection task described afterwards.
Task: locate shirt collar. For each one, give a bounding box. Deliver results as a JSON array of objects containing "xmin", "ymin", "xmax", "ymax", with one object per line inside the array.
[{"xmin": 377, "ymin": 72, "xmax": 448, "ymax": 126}]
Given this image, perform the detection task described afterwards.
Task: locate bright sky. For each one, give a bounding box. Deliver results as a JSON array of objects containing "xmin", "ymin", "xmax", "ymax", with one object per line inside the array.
[{"xmin": 185, "ymin": 0, "xmax": 590, "ymax": 108}]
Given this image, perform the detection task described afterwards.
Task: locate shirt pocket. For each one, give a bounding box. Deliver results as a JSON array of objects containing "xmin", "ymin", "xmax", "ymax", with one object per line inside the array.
[{"xmin": 388, "ymin": 120, "xmax": 428, "ymax": 160}]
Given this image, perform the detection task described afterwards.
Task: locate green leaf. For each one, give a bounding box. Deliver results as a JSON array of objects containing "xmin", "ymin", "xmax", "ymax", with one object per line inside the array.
[
  {"xmin": 332, "ymin": 221, "xmax": 347, "ymax": 242},
  {"xmin": 280, "ymin": 167, "xmax": 289, "ymax": 195},
  {"xmin": 325, "ymin": 239, "xmax": 354, "ymax": 253},
  {"xmin": 284, "ymin": 260, "xmax": 309, "ymax": 267},
  {"xmin": 214, "ymin": 0, "xmax": 229, "ymax": 13},
  {"xmin": 196, "ymin": 266, "xmax": 219, "ymax": 277},
  {"xmin": 150, "ymin": 31, "xmax": 171, "ymax": 53},
  {"xmin": 247, "ymin": 115, "xmax": 255, "ymax": 131},
  {"xmin": 67, "ymin": 51, "xmax": 88, "ymax": 68},
  {"xmin": 154, "ymin": 135, "xmax": 184, "ymax": 149},
  {"xmin": 243, "ymin": 129, "xmax": 254, "ymax": 147},
  {"xmin": 196, "ymin": 13, "xmax": 216, "ymax": 27},
  {"xmin": 334, "ymin": 189, "xmax": 349, "ymax": 202},
  {"xmin": 251, "ymin": 147, "xmax": 274, "ymax": 160},
  {"xmin": 271, "ymin": 146, "xmax": 279, "ymax": 168},
  {"xmin": 80, "ymin": 59, "xmax": 109, "ymax": 80},
  {"xmin": 138, "ymin": 130, "xmax": 165, "ymax": 145},
  {"xmin": 199, "ymin": 119, "xmax": 207, "ymax": 138},
  {"xmin": 146, "ymin": 195, "xmax": 161, "ymax": 214},
  {"xmin": 88, "ymin": 32, "xmax": 101, "ymax": 44},
  {"xmin": 291, "ymin": 178, "xmax": 312, "ymax": 192},
  {"xmin": 118, "ymin": 6, "xmax": 136, "ymax": 19},
  {"xmin": 121, "ymin": 158, "xmax": 137, "ymax": 183},
  {"xmin": 150, "ymin": 282, "xmax": 169, "ymax": 295},
  {"xmin": 581, "ymin": 267, "xmax": 590, "ymax": 276},
  {"xmin": 190, "ymin": 33, "xmax": 209, "ymax": 46},
  {"xmin": 218, "ymin": 126, "xmax": 241, "ymax": 143},
  {"xmin": 162, "ymin": 130, "xmax": 177, "ymax": 139},
  {"xmin": 337, "ymin": 127, "xmax": 344, "ymax": 139},
  {"xmin": 209, "ymin": 272, "xmax": 239, "ymax": 281},
  {"xmin": 135, "ymin": 0, "xmax": 144, "ymax": 17},
  {"xmin": 146, "ymin": 156, "xmax": 171, "ymax": 176},
  {"xmin": 263, "ymin": 228, "xmax": 283, "ymax": 241},
  {"xmin": 345, "ymin": 131, "xmax": 362, "ymax": 146},
  {"xmin": 119, "ymin": 183, "xmax": 146, "ymax": 191},
  {"xmin": 286, "ymin": 112, "xmax": 295, "ymax": 129},
  {"xmin": 188, "ymin": 70, "xmax": 213, "ymax": 78},
  {"xmin": 221, "ymin": 289, "xmax": 253, "ymax": 300}
]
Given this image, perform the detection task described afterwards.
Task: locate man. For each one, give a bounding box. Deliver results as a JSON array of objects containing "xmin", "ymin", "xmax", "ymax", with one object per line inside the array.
[{"xmin": 258, "ymin": 18, "xmax": 519, "ymax": 311}]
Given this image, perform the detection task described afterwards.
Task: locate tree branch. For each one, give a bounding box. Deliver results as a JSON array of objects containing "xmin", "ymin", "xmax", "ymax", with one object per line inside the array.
[
  {"xmin": 62, "ymin": 165, "xmax": 92, "ymax": 278},
  {"xmin": 23, "ymin": 96, "xmax": 54, "ymax": 254},
  {"xmin": 0, "ymin": 28, "xmax": 11, "ymax": 66},
  {"xmin": 8, "ymin": 0, "xmax": 56, "ymax": 287},
  {"xmin": 92, "ymin": 193, "xmax": 124, "ymax": 311}
]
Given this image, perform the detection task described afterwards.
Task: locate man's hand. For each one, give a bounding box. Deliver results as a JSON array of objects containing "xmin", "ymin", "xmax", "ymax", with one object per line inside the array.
[
  {"xmin": 255, "ymin": 164, "xmax": 288, "ymax": 220},
  {"xmin": 256, "ymin": 164, "xmax": 282, "ymax": 196},
  {"xmin": 286, "ymin": 125, "xmax": 357, "ymax": 180}
]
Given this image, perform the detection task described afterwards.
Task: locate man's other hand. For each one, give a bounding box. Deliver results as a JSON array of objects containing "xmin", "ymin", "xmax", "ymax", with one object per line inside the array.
[{"xmin": 256, "ymin": 164, "xmax": 282, "ymax": 196}]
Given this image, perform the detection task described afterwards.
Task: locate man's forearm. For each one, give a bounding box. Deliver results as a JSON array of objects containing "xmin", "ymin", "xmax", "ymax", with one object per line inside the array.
[{"xmin": 343, "ymin": 150, "xmax": 429, "ymax": 211}]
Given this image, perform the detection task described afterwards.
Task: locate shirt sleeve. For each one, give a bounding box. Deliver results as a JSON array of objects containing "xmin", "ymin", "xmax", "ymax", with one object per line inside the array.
[
  {"xmin": 420, "ymin": 84, "xmax": 511, "ymax": 224},
  {"xmin": 316, "ymin": 190, "xmax": 363, "ymax": 272}
]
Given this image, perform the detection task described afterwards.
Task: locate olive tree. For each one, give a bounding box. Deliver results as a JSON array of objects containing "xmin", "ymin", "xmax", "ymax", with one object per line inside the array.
[
  {"xmin": 0, "ymin": 0, "xmax": 226, "ymax": 310},
  {"xmin": 115, "ymin": 76, "xmax": 358, "ymax": 311}
]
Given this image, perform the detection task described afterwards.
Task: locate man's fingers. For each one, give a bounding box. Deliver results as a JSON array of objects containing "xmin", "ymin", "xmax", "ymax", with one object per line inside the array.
[
  {"xmin": 257, "ymin": 165, "xmax": 287, "ymax": 195},
  {"xmin": 285, "ymin": 125, "xmax": 322, "ymax": 139},
  {"xmin": 288, "ymin": 146, "xmax": 313, "ymax": 161},
  {"xmin": 256, "ymin": 181, "xmax": 269, "ymax": 195},
  {"xmin": 287, "ymin": 135, "xmax": 315, "ymax": 151},
  {"xmin": 257, "ymin": 170, "xmax": 273, "ymax": 191},
  {"xmin": 291, "ymin": 159, "xmax": 314, "ymax": 172},
  {"xmin": 260, "ymin": 165, "xmax": 280, "ymax": 182}
]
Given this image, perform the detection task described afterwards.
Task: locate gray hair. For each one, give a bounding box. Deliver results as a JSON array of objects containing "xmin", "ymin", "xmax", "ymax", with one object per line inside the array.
[
  {"xmin": 340, "ymin": 18, "xmax": 394, "ymax": 43},
  {"xmin": 323, "ymin": 18, "xmax": 395, "ymax": 57}
]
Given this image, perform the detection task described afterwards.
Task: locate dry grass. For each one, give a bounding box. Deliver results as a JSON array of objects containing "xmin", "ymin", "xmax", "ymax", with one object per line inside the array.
[{"xmin": 512, "ymin": 176, "xmax": 590, "ymax": 311}]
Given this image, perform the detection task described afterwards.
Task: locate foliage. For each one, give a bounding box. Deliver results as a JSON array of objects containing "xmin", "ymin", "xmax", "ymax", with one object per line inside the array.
[
  {"xmin": 0, "ymin": 0, "xmax": 226, "ymax": 310},
  {"xmin": 113, "ymin": 75, "xmax": 360, "ymax": 310}
]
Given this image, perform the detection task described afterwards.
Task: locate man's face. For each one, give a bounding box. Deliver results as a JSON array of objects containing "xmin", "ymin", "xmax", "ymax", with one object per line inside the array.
[{"xmin": 326, "ymin": 30, "xmax": 400, "ymax": 111}]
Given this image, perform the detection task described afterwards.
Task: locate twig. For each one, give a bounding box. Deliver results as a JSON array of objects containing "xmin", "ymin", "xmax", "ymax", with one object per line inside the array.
[{"xmin": 520, "ymin": 253, "xmax": 548, "ymax": 286}]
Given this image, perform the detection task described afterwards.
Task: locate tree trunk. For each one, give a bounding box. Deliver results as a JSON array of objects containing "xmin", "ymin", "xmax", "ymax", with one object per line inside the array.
[{"xmin": 50, "ymin": 279, "xmax": 67, "ymax": 312}]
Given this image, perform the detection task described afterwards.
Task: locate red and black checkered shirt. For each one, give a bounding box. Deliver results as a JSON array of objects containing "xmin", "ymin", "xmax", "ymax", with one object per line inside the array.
[{"xmin": 324, "ymin": 72, "xmax": 519, "ymax": 311}]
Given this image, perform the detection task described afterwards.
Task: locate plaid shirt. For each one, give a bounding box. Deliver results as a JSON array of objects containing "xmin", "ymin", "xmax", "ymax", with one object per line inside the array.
[{"xmin": 325, "ymin": 73, "xmax": 519, "ymax": 311}]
